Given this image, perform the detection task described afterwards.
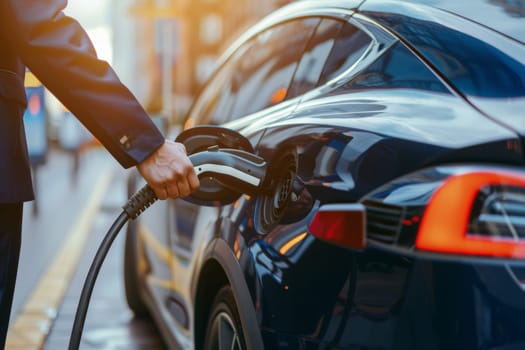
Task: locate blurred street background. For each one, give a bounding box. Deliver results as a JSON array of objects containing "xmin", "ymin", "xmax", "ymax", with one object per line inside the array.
[{"xmin": 7, "ymin": 0, "xmax": 291, "ymax": 349}]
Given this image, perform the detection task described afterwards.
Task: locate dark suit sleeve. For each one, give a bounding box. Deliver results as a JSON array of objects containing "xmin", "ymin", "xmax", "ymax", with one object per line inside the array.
[{"xmin": 2, "ymin": 0, "xmax": 164, "ymax": 168}]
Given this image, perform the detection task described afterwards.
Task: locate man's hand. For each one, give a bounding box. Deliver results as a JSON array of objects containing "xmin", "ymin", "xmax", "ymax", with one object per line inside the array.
[{"xmin": 137, "ymin": 140, "xmax": 200, "ymax": 200}]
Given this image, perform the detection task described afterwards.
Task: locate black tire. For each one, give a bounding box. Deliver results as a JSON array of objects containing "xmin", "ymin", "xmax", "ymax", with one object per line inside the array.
[
  {"xmin": 203, "ymin": 286, "xmax": 247, "ymax": 350},
  {"xmin": 123, "ymin": 175, "xmax": 149, "ymax": 317}
]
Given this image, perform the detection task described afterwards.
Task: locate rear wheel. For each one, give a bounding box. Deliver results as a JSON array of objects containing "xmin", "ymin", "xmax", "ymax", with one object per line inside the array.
[{"xmin": 203, "ymin": 286, "xmax": 246, "ymax": 350}]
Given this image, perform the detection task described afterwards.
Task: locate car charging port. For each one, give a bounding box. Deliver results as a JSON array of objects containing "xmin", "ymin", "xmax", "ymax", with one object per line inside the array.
[{"xmin": 255, "ymin": 149, "xmax": 298, "ymax": 234}]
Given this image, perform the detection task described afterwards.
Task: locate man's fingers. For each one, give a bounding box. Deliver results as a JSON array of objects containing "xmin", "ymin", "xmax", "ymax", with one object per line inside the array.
[
  {"xmin": 178, "ymin": 165, "xmax": 200, "ymax": 198},
  {"xmin": 165, "ymin": 184, "xmax": 179, "ymax": 199},
  {"xmin": 189, "ymin": 172, "xmax": 200, "ymax": 191},
  {"xmin": 176, "ymin": 180, "xmax": 191, "ymax": 198},
  {"xmin": 153, "ymin": 185, "xmax": 168, "ymax": 200}
]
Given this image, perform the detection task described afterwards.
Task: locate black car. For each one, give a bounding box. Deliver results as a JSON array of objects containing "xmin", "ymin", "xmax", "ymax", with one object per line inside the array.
[{"xmin": 124, "ymin": 1, "xmax": 525, "ymax": 349}]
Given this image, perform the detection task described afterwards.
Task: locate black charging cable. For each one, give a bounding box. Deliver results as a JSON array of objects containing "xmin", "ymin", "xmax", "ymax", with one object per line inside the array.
[{"xmin": 68, "ymin": 185, "xmax": 157, "ymax": 350}]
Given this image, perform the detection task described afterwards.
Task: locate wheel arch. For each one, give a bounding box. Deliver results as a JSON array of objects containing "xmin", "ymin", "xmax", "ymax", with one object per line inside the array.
[{"xmin": 194, "ymin": 238, "xmax": 264, "ymax": 350}]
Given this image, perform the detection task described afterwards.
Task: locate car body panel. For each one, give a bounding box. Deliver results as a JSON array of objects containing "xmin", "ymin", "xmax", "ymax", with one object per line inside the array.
[
  {"xmin": 129, "ymin": 1, "xmax": 525, "ymax": 349},
  {"xmin": 228, "ymin": 165, "xmax": 525, "ymax": 349},
  {"xmin": 255, "ymin": 76, "xmax": 521, "ymax": 202}
]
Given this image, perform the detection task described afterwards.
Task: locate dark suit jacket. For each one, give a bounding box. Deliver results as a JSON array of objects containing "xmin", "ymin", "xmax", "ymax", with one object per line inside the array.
[{"xmin": 0, "ymin": 0, "xmax": 164, "ymax": 202}]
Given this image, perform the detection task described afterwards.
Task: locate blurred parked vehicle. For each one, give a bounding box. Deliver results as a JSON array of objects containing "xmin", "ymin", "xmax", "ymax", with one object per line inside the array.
[{"xmin": 124, "ymin": 1, "xmax": 525, "ymax": 349}]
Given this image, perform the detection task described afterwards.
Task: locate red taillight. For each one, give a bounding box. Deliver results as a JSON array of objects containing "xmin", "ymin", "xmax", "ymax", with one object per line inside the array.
[
  {"xmin": 416, "ymin": 170, "xmax": 525, "ymax": 258},
  {"xmin": 308, "ymin": 204, "xmax": 366, "ymax": 250}
]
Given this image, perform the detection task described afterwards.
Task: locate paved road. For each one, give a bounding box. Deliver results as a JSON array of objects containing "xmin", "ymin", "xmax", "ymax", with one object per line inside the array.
[{"xmin": 7, "ymin": 146, "xmax": 165, "ymax": 349}]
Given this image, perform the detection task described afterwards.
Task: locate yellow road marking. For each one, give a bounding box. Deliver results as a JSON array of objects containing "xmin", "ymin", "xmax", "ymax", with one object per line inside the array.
[{"xmin": 6, "ymin": 170, "xmax": 114, "ymax": 350}]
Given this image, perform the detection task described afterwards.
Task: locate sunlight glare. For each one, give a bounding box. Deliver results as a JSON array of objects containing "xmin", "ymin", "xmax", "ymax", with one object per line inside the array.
[{"xmin": 65, "ymin": 0, "xmax": 113, "ymax": 64}]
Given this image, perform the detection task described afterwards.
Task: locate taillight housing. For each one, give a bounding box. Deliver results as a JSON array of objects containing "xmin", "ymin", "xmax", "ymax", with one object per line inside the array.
[{"xmin": 416, "ymin": 170, "xmax": 525, "ymax": 258}]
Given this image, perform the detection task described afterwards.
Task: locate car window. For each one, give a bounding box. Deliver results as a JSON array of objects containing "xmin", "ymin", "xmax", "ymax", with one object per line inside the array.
[
  {"xmin": 287, "ymin": 18, "xmax": 344, "ymax": 99},
  {"xmin": 318, "ymin": 22, "xmax": 373, "ymax": 86},
  {"xmin": 229, "ymin": 17, "xmax": 320, "ymax": 119},
  {"xmin": 185, "ymin": 41, "xmax": 254, "ymax": 127},
  {"xmin": 368, "ymin": 12, "xmax": 525, "ymax": 98},
  {"xmin": 342, "ymin": 41, "xmax": 450, "ymax": 93}
]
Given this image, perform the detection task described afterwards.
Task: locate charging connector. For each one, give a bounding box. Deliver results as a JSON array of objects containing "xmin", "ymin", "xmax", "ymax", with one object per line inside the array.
[{"xmin": 122, "ymin": 185, "xmax": 157, "ymax": 219}]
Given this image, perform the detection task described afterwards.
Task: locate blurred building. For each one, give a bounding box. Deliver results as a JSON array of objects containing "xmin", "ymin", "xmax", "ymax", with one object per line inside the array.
[{"xmin": 111, "ymin": 0, "xmax": 291, "ymax": 127}]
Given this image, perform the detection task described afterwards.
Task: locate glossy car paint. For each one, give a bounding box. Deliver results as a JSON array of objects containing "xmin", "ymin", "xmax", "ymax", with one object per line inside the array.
[
  {"xmin": 129, "ymin": 1, "xmax": 525, "ymax": 349},
  {"xmin": 359, "ymin": 0, "xmax": 525, "ymax": 136}
]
